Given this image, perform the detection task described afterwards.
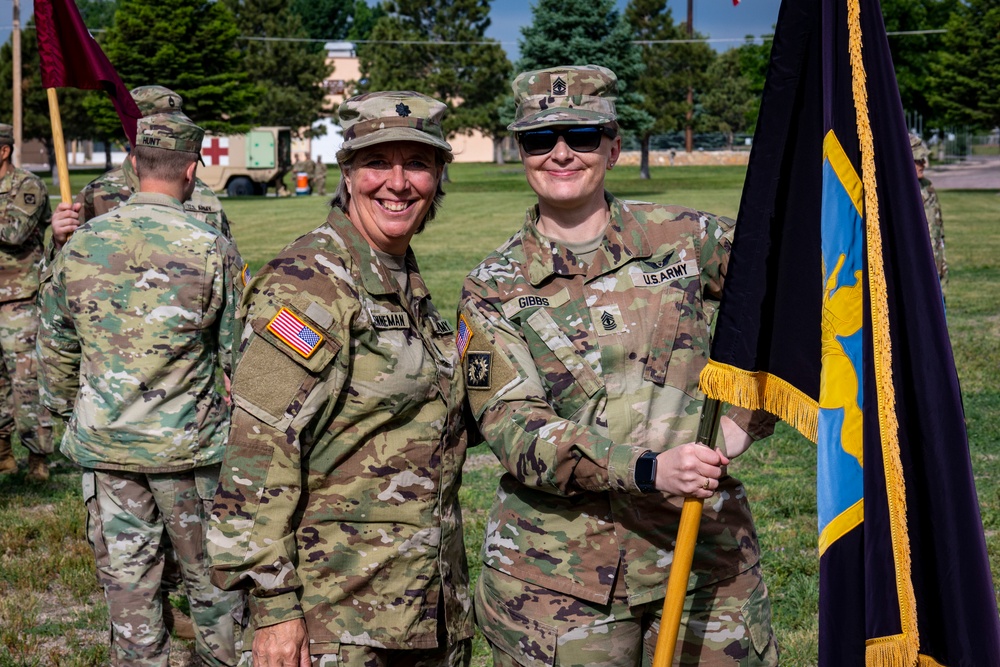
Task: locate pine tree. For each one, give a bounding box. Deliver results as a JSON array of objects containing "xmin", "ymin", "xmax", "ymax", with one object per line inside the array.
[
  {"xmin": 701, "ymin": 48, "xmax": 755, "ymax": 149},
  {"xmin": 517, "ymin": 0, "xmax": 653, "ymax": 141},
  {"xmin": 225, "ymin": 0, "xmax": 333, "ymax": 137},
  {"xmin": 99, "ymin": 0, "xmax": 259, "ymax": 134},
  {"xmin": 358, "ymin": 0, "xmax": 512, "ymax": 162},
  {"xmin": 927, "ymin": 0, "xmax": 997, "ymax": 130}
]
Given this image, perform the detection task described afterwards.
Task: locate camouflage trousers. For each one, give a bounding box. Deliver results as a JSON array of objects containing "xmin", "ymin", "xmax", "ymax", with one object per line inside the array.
[
  {"xmin": 83, "ymin": 466, "xmax": 243, "ymax": 667},
  {"xmin": 237, "ymin": 639, "xmax": 471, "ymax": 667},
  {"xmin": 475, "ymin": 564, "xmax": 778, "ymax": 667},
  {"xmin": 0, "ymin": 298, "xmax": 53, "ymax": 454}
]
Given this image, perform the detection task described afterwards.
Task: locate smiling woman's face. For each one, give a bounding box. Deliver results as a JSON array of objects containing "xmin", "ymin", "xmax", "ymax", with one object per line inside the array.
[{"xmin": 345, "ymin": 141, "xmax": 442, "ymax": 255}]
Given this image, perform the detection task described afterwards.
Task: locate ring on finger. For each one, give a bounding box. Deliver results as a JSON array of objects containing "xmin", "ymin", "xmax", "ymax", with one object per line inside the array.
[{"xmin": 703, "ymin": 478, "xmax": 711, "ymax": 490}]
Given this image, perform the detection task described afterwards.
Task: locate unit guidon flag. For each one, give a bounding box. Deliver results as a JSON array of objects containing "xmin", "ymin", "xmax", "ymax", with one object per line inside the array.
[{"xmin": 698, "ymin": 0, "xmax": 1000, "ymax": 663}]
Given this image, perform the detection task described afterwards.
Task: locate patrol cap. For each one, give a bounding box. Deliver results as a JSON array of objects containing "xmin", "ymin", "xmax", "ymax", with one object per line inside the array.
[
  {"xmin": 910, "ymin": 133, "xmax": 930, "ymax": 163},
  {"xmin": 337, "ymin": 91, "xmax": 453, "ymax": 162},
  {"xmin": 508, "ymin": 65, "xmax": 618, "ymax": 132},
  {"xmin": 136, "ymin": 113, "xmax": 204, "ymax": 155},
  {"xmin": 0, "ymin": 123, "xmax": 12, "ymax": 146},
  {"xmin": 131, "ymin": 85, "xmax": 184, "ymax": 117}
]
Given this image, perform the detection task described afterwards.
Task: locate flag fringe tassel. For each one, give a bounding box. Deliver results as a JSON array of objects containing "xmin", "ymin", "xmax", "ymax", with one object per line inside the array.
[
  {"xmin": 848, "ymin": 0, "xmax": 920, "ymax": 659},
  {"xmin": 864, "ymin": 637, "xmax": 918, "ymax": 667},
  {"xmin": 699, "ymin": 359, "xmax": 818, "ymax": 443}
]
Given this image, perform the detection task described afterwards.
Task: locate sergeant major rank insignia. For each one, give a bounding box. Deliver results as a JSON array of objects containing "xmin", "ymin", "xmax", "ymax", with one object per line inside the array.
[
  {"xmin": 551, "ymin": 76, "xmax": 568, "ymax": 96},
  {"xmin": 466, "ymin": 351, "xmax": 492, "ymax": 389}
]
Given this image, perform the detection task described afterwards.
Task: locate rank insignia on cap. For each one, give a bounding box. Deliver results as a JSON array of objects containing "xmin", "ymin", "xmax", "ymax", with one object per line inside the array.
[
  {"xmin": 267, "ymin": 307, "xmax": 324, "ymax": 358},
  {"xmin": 396, "ymin": 103, "xmax": 411, "ymax": 117},
  {"xmin": 551, "ymin": 76, "xmax": 567, "ymax": 96},
  {"xmin": 466, "ymin": 351, "xmax": 492, "ymax": 389},
  {"xmin": 456, "ymin": 314, "xmax": 473, "ymax": 361},
  {"xmin": 241, "ymin": 264, "xmax": 251, "ymax": 287},
  {"xmin": 23, "ymin": 193, "xmax": 35, "ymax": 206}
]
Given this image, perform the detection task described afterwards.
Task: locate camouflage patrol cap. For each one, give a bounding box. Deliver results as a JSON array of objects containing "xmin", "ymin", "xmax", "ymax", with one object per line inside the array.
[
  {"xmin": 0, "ymin": 123, "xmax": 12, "ymax": 146},
  {"xmin": 131, "ymin": 85, "xmax": 184, "ymax": 117},
  {"xmin": 910, "ymin": 133, "xmax": 930, "ymax": 163},
  {"xmin": 136, "ymin": 113, "xmax": 204, "ymax": 154},
  {"xmin": 337, "ymin": 91, "xmax": 453, "ymax": 162},
  {"xmin": 508, "ymin": 65, "xmax": 618, "ymax": 132}
]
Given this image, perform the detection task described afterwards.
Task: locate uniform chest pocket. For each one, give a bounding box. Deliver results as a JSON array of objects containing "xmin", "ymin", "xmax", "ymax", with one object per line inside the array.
[
  {"xmin": 643, "ymin": 281, "xmax": 706, "ymax": 390},
  {"xmin": 525, "ymin": 307, "xmax": 602, "ymax": 398}
]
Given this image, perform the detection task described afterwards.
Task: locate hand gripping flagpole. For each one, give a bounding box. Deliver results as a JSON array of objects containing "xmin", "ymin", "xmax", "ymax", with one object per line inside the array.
[
  {"xmin": 652, "ymin": 396, "xmax": 723, "ymax": 667},
  {"xmin": 46, "ymin": 88, "xmax": 72, "ymax": 203}
]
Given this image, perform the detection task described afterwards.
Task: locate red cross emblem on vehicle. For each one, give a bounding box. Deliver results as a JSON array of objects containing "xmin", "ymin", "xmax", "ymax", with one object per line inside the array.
[{"xmin": 201, "ymin": 137, "xmax": 230, "ymax": 166}]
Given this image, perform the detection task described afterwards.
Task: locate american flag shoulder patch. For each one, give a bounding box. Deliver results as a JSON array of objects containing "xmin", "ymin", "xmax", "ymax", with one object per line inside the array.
[
  {"xmin": 241, "ymin": 264, "xmax": 251, "ymax": 286},
  {"xmin": 267, "ymin": 307, "xmax": 324, "ymax": 358},
  {"xmin": 456, "ymin": 314, "xmax": 473, "ymax": 362}
]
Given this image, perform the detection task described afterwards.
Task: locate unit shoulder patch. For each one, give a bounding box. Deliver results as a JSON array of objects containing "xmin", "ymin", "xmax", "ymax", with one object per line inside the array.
[
  {"xmin": 22, "ymin": 192, "xmax": 36, "ymax": 206},
  {"xmin": 466, "ymin": 351, "xmax": 492, "ymax": 389}
]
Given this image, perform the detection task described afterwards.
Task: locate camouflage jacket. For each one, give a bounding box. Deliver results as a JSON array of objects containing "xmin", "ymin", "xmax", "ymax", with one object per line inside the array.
[
  {"xmin": 459, "ymin": 193, "xmax": 771, "ymax": 607},
  {"xmin": 75, "ymin": 158, "xmax": 233, "ymax": 241},
  {"xmin": 208, "ymin": 208, "xmax": 474, "ymax": 652},
  {"xmin": 920, "ymin": 177, "xmax": 947, "ymax": 290},
  {"xmin": 37, "ymin": 192, "xmax": 244, "ymax": 472},
  {"xmin": 0, "ymin": 166, "xmax": 50, "ymax": 302}
]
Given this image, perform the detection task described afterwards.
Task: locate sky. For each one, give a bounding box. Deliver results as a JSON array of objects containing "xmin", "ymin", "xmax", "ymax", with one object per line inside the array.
[{"xmin": 1, "ymin": 0, "xmax": 783, "ymax": 58}]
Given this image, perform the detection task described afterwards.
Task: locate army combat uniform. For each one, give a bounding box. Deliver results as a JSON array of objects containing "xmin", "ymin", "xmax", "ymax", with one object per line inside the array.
[
  {"xmin": 920, "ymin": 178, "xmax": 947, "ymax": 297},
  {"xmin": 0, "ymin": 157, "xmax": 54, "ymax": 473},
  {"xmin": 209, "ymin": 207, "xmax": 474, "ymax": 665},
  {"xmin": 76, "ymin": 156, "xmax": 234, "ymax": 241},
  {"xmin": 459, "ymin": 193, "xmax": 778, "ymax": 666},
  {"xmin": 37, "ymin": 114, "xmax": 245, "ymax": 667}
]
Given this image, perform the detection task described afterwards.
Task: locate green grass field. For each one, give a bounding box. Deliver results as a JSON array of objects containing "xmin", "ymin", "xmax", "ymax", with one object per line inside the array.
[{"xmin": 1, "ymin": 164, "xmax": 997, "ymax": 666}]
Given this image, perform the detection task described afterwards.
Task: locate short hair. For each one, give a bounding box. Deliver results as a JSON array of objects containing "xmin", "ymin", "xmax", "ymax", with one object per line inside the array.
[
  {"xmin": 330, "ymin": 147, "xmax": 449, "ymax": 233},
  {"xmin": 133, "ymin": 145, "xmax": 198, "ymax": 182}
]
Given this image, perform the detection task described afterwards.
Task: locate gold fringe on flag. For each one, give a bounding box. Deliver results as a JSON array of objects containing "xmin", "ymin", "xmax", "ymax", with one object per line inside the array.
[
  {"xmin": 699, "ymin": 359, "xmax": 819, "ymax": 443},
  {"xmin": 847, "ymin": 0, "xmax": 919, "ymax": 663}
]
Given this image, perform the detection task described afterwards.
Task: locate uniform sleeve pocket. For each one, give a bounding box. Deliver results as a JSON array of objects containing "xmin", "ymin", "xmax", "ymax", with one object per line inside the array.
[{"xmin": 212, "ymin": 442, "xmax": 274, "ymax": 562}]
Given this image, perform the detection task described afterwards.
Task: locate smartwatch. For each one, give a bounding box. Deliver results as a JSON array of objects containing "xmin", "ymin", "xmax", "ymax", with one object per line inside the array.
[{"xmin": 634, "ymin": 450, "xmax": 658, "ymax": 493}]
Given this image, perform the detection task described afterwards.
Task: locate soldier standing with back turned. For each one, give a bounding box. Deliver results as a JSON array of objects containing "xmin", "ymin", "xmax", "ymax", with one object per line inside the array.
[
  {"xmin": 0, "ymin": 123, "xmax": 55, "ymax": 482},
  {"xmin": 37, "ymin": 114, "xmax": 244, "ymax": 667}
]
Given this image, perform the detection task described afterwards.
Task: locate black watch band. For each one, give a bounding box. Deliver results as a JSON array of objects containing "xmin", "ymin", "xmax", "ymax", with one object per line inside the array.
[{"xmin": 634, "ymin": 450, "xmax": 658, "ymax": 493}]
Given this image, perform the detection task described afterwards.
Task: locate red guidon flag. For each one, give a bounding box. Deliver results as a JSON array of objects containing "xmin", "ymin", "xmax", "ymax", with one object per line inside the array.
[{"xmin": 34, "ymin": 0, "xmax": 142, "ymax": 146}]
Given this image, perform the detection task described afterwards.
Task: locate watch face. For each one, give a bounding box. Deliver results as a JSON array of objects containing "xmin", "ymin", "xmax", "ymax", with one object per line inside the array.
[{"xmin": 636, "ymin": 455, "xmax": 656, "ymax": 486}]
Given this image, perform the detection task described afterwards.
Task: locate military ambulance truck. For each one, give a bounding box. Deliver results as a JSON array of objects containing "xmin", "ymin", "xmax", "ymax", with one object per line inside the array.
[{"xmin": 198, "ymin": 126, "xmax": 293, "ymax": 196}]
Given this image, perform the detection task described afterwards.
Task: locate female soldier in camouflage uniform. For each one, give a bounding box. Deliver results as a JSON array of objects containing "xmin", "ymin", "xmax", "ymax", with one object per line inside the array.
[
  {"xmin": 209, "ymin": 92, "xmax": 474, "ymax": 667},
  {"xmin": 459, "ymin": 65, "xmax": 779, "ymax": 666}
]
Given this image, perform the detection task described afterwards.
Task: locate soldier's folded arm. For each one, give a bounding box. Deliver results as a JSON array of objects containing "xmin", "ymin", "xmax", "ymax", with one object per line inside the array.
[
  {"xmin": 460, "ymin": 292, "xmax": 648, "ymax": 497},
  {"xmin": 208, "ymin": 297, "xmax": 348, "ymax": 630}
]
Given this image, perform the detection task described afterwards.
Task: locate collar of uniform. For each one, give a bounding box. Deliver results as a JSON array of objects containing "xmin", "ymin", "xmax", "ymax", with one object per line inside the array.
[
  {"xmin": 122, "ymin": 156, "xmax": 140, "ymax": 192},
  {"xmin": 127, "ymin": 191, "xmax": 185, "ymax": 210},
  {"xmin": 521, "ymin": 191, "xmax": 652, "ymax": 286},
  {"xmin": 327, "ymin": 207, "xmax": 430, "ymax": 302}
]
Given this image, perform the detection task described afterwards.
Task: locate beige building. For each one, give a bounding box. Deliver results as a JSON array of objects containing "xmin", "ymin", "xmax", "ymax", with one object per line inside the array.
[{"xmin": 294, "ymin": 42, "xmax": 496, "ymax": 164}]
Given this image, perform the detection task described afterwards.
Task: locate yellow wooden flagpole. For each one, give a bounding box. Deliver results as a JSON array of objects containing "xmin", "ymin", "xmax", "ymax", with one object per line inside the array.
[
  {"xmin": 652, "ymin": 397, "xmax": 723, "ymax": 667},
  {"xmin": 46, "ymin": 88, "xmax": 72, "ymax": 203}
]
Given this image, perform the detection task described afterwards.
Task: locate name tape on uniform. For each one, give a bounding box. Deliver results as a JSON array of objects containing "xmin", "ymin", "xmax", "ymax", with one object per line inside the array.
[
  {"xmin": 433, "ymin": 318, "xmax": 454, "ymax": 336},
  {"xmin": 632, "ymin": 259, "xmax": 698, "ymax": 287},
  {"xmin": 267, "ymin": 307, "xmax": 324, "ymax": 358},
  {"xmin": 368, "ymin": 308, "xmax": 409, "ymax": 330},
  {"xmin": 501, "ymin": 288, "xmax": 571, "ymax": 319}
]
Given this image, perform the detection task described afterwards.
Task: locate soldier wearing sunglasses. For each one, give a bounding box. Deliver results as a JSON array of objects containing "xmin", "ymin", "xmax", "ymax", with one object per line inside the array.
[{"xmin": 458, "ymin": 65, "xmax": 779, "ymax": 666}]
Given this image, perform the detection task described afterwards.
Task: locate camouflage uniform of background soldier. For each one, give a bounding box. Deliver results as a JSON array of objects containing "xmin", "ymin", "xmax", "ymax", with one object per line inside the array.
[
  {"xmin": 458, "ymin": 66, "xmax": 779, "ymax": 666},
  {"xmin": 37, "ymin": 113, "xmax": 244, "ymax": 667},
  {"xmin": 910, "ymin": 133, "xmax": 947, "ymax": 298},
  {"xmin": 209, "ymin": 91, "xmax": 474, "ymax": 667},
  {"xmin": 47, "ymin": 85, "xmax": 237, "ymax": 641},
  {"xmin": 312, "ymin": 154, "xmax": 327, "ymax": 195},
  {"xmin": 0, "ymin": 122, "xmax": 55, "ymax": 482},
  {"xmin": 65, "ymin": 86, "xmax": 234, "ymax": 243}
]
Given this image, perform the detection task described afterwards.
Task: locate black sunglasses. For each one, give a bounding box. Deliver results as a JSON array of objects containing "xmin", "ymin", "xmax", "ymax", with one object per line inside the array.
[{"xmin": 517, "ymin": 126, "xmax": 617, "ymax": 156}]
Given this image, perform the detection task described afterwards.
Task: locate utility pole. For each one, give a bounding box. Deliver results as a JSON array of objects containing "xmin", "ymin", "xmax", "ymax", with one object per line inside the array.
[
  {"xmin": 12, "ymin": 0, "xmax": 22, "ymax": 166},
  {"xmin": 685, "ymin": 0, "xmax": 693, "ymax": 153}
]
